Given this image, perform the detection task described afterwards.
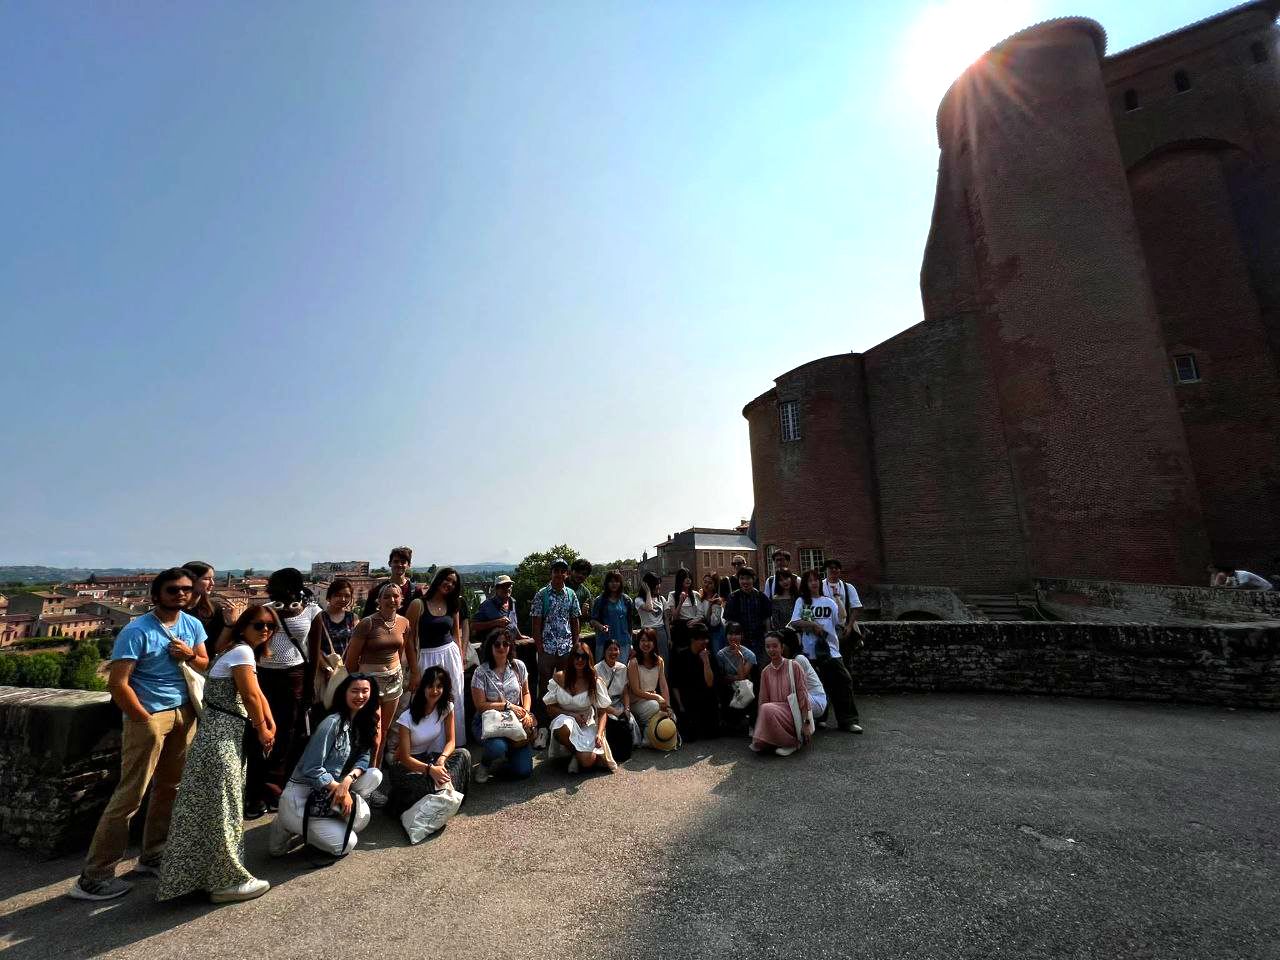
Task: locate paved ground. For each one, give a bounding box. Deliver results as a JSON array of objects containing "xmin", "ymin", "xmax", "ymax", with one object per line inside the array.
[{"xmin": 1, "ymin": 694, "xmax": 1277, "ymax": 960}]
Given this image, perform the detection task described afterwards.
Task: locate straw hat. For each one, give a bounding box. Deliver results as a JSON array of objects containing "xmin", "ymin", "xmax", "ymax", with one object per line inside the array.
[{"xmin": 646, "ymin": 714, "xmax": 678, "ymax": 751}]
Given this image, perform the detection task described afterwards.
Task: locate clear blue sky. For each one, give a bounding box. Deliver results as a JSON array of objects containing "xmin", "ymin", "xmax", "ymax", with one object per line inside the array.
[{"xmin": 0, "ymin": 0, "xmax": 1234, "ymax": 571}]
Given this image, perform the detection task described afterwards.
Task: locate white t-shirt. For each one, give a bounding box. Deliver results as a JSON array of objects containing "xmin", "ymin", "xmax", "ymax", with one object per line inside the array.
[
  {"xmin": 822, "ymin": 579, "xmax": 862, "ymax": 623},
  {"xmin": 790, "ymin": 596, "xmax": 842, "ymax": 659},
  {"xmin": 396, "ymin": 704, "xmax": 454, "ymax": 756},
  {"xmin": 793, "ymin": 653, "xmax": 826, "ymax": 702},
  {"xmin": 1233, "ymin": 570, "xmax": 1274, "ymax": 590},
  {"xmin": 636, "ymin": 593, "xmax": 667, "ymax": 629},
  {"xmin": 210, "ymin": 643, "xmax": 256, "ymax": 679},
  {"xmin": 667, "ymin": 592, "xmax": 702, "ymax": 621}
]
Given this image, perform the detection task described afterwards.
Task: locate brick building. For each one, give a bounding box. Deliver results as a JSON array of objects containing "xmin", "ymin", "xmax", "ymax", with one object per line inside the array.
[
  {"xmin": 0, "ymin": 615, "xmax": 35, "ymax": 646},
  {"xmin": 35, "ymin": 614, "xmax": 109, "ymax": 641},
  {"xmin": 310, "ymin": 561, "xmax": 371, "ymax": 578},
  {"xmin": 746, "ymin": 4, "xmax": 1280, "ymax": 592},
  {"xmin": 7, "ymin": 592, "xmax": 69, "ymax": 619},
  {"xmin": 638, "ymin": 527, "xmax": 759, "ymax": 592}
]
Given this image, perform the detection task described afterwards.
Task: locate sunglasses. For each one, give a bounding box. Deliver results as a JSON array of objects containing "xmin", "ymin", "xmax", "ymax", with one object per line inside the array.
[
  {"xmin": 492, "ymin": 639, "xmax": 510, "ymax": 647},
  {"xmin": 249, "ymin": 621, "xmax": 275, "ymax": 632},
  {"xmin": 163, "ymin": 585, "xmax": 193, "ymax": 595}
]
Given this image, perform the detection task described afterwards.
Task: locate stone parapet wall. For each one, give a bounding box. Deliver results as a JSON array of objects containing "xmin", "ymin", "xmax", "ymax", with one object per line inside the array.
[
  {"xmin": 0, "ymin": 687, "xmax": 120, "ymax": 857},
  {"xmin": 861, "ymin": 584, "xmax": 978, "ymax": 621},
  {"xmin": 852, "ymin": 621, "xmax": 1280, "ymax": 708},
  {"xmin": 1036, "ymin": 577, "xmax": 1280, "ymax": 624}
]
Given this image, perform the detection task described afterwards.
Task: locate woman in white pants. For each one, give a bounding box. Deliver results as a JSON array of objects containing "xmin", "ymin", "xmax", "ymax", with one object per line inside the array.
[
  {"xmin": 270, "ymin": 674, "xmax": 383, "ymax": 858},
  {"xmin": 406, "ymin": 568, "xmax": 467, "ymax": 746}
]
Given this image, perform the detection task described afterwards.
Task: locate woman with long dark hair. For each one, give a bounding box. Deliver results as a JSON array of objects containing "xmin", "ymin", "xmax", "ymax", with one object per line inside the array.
[
  {"xmin": 635, "ymin": 572, "xmax": 670, "ymax": 664},
  {"xmin": 406, "ymin": 567, "xmax": 466, "ymax": 746},
  {"xmin": 181, "ymin": 561, "xmax": 232, "ymax": 655},
  {"xmin": 667, "ymin": 567, "xmax": 702, "ymax": 657},
  {"xmin": 750, "ymin": 631, "xmax": 810, "ymax": 756},
  {"xmin": 245, "ymin": 568, "xmax": 320, "ymax": 820},
  {"xmin": 589, "ymin": 570, "xmax": 635, "ymax": 662},
  {"xmin": 269, "ymin": 673, "xmax": 383, "ymax": 859},
  {"xmin": 545, "ymin": 645, "xmax": 616, "ymax": 774},
  {"xmin": 157, "ymin": 605, "xmax": 275, "ymax": 903},
  {"xmin": 627, "ymin": 627, "xmax": 674, "ymax": 735},
  {"xmin": 594, "ymin": 637, "xmax": 635, "ymax": 762},
  {"xmin": 388, "ymin": 665, "xmax": 470, "ymax": 812}
]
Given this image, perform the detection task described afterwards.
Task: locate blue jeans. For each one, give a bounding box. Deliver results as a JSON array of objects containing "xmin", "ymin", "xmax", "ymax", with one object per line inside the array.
[{"xmin": 471, "ymin": 715, "xmax": 533, "ymax": 779}]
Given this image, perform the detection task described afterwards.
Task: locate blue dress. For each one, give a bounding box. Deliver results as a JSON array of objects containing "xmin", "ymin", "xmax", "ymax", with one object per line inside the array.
[{"xmin": 593, "ymin": 596, "xmax": 633, "ymax": 661}]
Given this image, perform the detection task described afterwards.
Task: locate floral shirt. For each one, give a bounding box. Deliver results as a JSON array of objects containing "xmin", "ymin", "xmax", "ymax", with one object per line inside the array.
[{"xmin": 531, "ymin": 584, "xmax": 581, "ymax": 656}]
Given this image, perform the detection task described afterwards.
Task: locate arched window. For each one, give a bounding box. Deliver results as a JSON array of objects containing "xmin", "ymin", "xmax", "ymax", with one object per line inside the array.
[
  {"xmin": 1174, "ymin": 70, "xmax": 1191, "ymax": 93},
  {"xmin": 1124, "ymin": 89, "xmax": 1139, "ymax": 111}
]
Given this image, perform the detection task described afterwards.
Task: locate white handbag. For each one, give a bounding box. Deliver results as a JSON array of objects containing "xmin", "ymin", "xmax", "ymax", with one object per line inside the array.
[
  {"xmin": 729, "ymin": 678, "xmax": 755, "ymax": 710},
  {"xmin": 400, "ymin": 786, "xmax": 463, "ymax": 844},
  {"xmin": 480, "ymin": 708, "xmax": 527, "ymax": 743},
  {"xmin": 785, "ymin": 661, "xmax": 804, "ymax": 741}
]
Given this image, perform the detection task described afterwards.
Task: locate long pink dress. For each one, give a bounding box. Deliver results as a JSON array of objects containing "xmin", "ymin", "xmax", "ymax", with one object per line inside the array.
[{"xmin": 752, "ymin": 659, "xmax": 810, "ymax": 750}]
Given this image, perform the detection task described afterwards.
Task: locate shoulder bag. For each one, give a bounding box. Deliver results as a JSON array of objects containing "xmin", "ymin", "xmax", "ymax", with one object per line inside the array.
[
  {"xmin": 155, "ymin": 615, "xmax": 206, "ymax": 719},
  {"xmin": 785, "ymin": 660, "xmax": 804, "ymax": 743},
  {"xmin": 314, "ymin": 614, "xmax": 349, "ymax": 708}
]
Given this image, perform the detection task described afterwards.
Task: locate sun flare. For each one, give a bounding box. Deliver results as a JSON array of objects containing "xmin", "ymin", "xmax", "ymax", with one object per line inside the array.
[{"xmin": 902, "ymin": 0, "xmax": 1040, "ymax": 108}]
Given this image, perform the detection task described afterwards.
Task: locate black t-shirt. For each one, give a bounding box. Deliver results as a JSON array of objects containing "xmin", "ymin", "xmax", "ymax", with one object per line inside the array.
[{"xmin": 672, "ymin": 647, "xmax": 718, "ymax": 706}]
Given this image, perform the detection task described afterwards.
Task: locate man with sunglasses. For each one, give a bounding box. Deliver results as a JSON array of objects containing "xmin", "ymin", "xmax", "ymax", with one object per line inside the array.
[{"xmin": 70, "ymin": 568, "xmax": 209, "ymax": 901}]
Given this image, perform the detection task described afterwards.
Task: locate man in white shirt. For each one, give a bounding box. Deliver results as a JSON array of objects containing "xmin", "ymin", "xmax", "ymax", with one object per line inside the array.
[{"xmin": 821, "ymin": 559, "xmax": 864, "ymax": 667}]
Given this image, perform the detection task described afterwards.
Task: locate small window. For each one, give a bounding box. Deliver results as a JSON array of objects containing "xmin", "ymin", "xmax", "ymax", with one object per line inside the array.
[
  {"xmin": 779, "ymin": 401, "xmax": 800, "ymax": 442},
  {"xmin": 1174, "ymin": 354, "xmax": 1201, "ymax": 383},
  {"xmin": 764, "ymin": 545, "xmax": 777, "ymax": 580},
  {"xmin": 799, "ymin": 548, "xmax": 825, "ymax": 574},
  {"xmin": 1124, "ymin": 89, "xmax": 1139, "ymax": 111},
  {"xmin": 1252, "ymin": 41, "xmax": 1268, "ymax": 64},
  {"xmin": 1174, "ymin": 70, "xmax": 1191, "ymax": 93}
]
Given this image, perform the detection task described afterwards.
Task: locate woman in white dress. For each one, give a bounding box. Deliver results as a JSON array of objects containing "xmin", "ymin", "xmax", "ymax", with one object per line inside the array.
[
  {"xmin": 627, "ymin": 628, "xmax": 674, "ymax": 736},
  {"xmin": 544, "ymin": 647, "xmax": 616, "ymax": 774}
]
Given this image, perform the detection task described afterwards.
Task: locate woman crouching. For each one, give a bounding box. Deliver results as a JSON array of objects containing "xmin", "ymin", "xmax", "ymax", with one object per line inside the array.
[
  {"xmin": 544, "ymin": 645, "xmax": 617, "ymax": 774},
  {"xmin": 388, "ymin": 666, "xmax": 470, "ymax": 811},
  {"xmin": 269, "ymin": 673, "xmax": 384, "ymax": 859}
]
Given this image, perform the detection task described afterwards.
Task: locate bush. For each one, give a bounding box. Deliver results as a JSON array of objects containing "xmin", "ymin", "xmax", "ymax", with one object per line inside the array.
[
  {"xmin": 0, "ymin": 654, "xmax": 17, "ymax": 685},
  {"xmin": 18, "ymin": 653, "xmax": 62, "ymax": 688},
  {"xmin": 61, "ymin": 641, "xmax": 105, "ymax": 691},
  {"xmin": 96, "ymin": 635, "xmax": 115, "ymax": 660}
]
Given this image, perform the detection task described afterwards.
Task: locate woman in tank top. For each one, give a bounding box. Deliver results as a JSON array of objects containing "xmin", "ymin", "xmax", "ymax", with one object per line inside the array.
[
  {"xmin": 406, "ymin": 567, "xmax": 466, "ymax": 747},
  {"xmin": 346, "ymin": 582, "xmax": 409, "ymax": 768},
  {"xmin": 627, "ymin": 627, "xmax": 674, "ymax": 734}
]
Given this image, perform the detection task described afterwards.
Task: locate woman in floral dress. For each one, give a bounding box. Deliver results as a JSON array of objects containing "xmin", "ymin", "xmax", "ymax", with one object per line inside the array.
[{"xmin": 157, "ymin": 606, "xmax": 276, "ymax": 903}]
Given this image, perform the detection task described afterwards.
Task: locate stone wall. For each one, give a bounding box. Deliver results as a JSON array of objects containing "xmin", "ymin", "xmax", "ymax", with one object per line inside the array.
[
  {"xmin": 862, "ymin": 584, "xmax": 978, "ymax": 621},
  {"xmin": 0, "ymin": 687, "xmax": 120, "ymax": 857},
  {"xmin": 1036, "ymin": 577, "xmax": 1280, "ymax": 624},
  {"xmin": 852, "ymin": 620, "xmax": 1280, "ymax": 708}
]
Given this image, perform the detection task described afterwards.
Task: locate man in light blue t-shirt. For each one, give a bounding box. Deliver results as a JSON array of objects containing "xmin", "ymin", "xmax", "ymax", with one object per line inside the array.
[{"xmin": 70, "ymin": 568, "xmax": 208, "ymax": 902}]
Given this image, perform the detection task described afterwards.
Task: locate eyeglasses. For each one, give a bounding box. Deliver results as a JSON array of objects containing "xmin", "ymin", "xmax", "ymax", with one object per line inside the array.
[
  {"xmin": 162, "ymin": 585, "xmax": 193, "ymax": 595},
  {"xmin": 249, "ymin": 621, "xmax": 275, "ymax": 632},
  {"xmin": 492, "ymin": 639, "xmax": 510, "ymax": 647}
]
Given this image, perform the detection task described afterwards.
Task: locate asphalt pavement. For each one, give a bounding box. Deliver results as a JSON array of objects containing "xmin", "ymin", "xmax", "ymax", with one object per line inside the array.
[{"xmin": 1, "ymin": 693, "xmax": 1277, "ymax": 960}]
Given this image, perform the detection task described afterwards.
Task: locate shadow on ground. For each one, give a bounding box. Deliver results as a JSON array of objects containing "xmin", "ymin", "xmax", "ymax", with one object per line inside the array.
[{"xmin": 2, "ymin": 694, "xmax": 1277, "ymax": 960}]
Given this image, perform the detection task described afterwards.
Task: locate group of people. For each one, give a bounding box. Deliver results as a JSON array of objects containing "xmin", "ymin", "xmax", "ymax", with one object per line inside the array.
[{"xmin": 67, "ymin": 547, "xmax": 869, "ymax": 906}]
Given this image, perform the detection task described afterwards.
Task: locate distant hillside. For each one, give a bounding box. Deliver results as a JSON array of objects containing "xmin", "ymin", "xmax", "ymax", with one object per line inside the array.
[
  {"xmin": 454, "ymin": 563, "xmax": 515, "ymax": 574},
  {"xmin": 0, "ymin": 566, "xmax": 159, "ymax": 585}
]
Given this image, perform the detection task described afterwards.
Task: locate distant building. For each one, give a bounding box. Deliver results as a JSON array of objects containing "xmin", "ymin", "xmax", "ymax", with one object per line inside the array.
[
  {"xmin": 638, "ymin": 527, "xmax": 759, "ymax": 592},
  {"xmin": 35, "ymin": 613, "xmax": 109, "ymax": 641},
  {"xmin": 7, "ymin": 591, "xmax": 69, "ymax": 619},
  {"xmin": 0, "ymin": 615, "xmax": 35, "ymax": 646},
  {"xmin": 78, "ymin": 601, "xmax": 142, "ymax": 631},
  {"xmin": 310, "ymin": 561, "xmax": 370, "ymax": 578}
]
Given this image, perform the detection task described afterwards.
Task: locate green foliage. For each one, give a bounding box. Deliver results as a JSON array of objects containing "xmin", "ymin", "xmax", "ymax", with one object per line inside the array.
[
  {"xmin": 511, "ymin": 545, "xmax": 585, "ymax": 634},
  {"xmin": 19, "ymin": 653, "xmax": 62, "ymax": 688},
  {"xmin": 0, "ymin": 655, "xmax": 17, "ymax": 685},
  {"xmin": 61, "ymin": 642, "xmax": 106, "ymax": 691},
  {"xmin": 96, "ymin": 635, "xmax": 115, "ymax": 659}
]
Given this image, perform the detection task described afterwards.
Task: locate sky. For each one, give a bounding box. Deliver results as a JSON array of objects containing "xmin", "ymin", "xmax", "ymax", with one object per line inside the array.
[{"xmin": 0, "ymin": 0, "xmax": 1238, "ymax": 571}]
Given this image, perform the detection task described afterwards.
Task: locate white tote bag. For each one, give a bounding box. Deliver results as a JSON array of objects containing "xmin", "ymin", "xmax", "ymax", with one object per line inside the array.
[
  {"xmin": 785, "ymin": 661, "xmax": 804, "ymax": 741},
  {"xmin": 400, "ymin": 786, "xmax": 463, "ymax": 844}
]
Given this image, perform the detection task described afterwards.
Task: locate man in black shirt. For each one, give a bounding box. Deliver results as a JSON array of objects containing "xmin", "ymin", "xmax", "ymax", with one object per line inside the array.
[{"xmin": 671, "ymin": 623, "xmax": 720, "ymax": 741}]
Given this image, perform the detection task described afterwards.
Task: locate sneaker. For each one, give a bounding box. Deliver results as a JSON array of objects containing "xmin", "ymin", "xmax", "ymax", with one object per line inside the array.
[
  {"xmin": 243, "ymin": 801, "xmax": 266, "ymax": 821},
  {"xmin": 775, "ymin": 746, "xmax": 797, "ymax": 757},
  {"xmin": 131, "ymin": 860, "xmax": 160, "ymax": 877},
  {"xmin": 534, "ymin": 728, "xmax": 549, "ymax": 750},
  {"xmin": 209, "ymin": 877, "xmax": 270, "ymax": 903},
  {"xmin": 748, "ymin": 742, "xmax": 762, "ymax": 753},
  {"xmin": 839, "ymin": 722, "xmax": 864, "ymax": 734},
  {"xmin": 472, "ymin": 762, "xmax": 491, "ymax": 784},
  {"xmin": 367, "ymin": 789, "xmax": 388, "ymax": 810},
  {"xmin": 68, "ymin": 875, "xmax": 132, "ymax": 901}
]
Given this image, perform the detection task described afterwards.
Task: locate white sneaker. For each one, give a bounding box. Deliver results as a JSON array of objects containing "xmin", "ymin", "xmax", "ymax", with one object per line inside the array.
[
  {"xmin": 472, "ymin": 762, "xmax": 491, "ymax": 784},
  {"xmin": 209, "ymin": 877, "xmax": 270, "ymax": 903},
  {"xmin": 68, "ymin": 875, "xmax": 132, "ymax": 901},
  {"xmin": 534, "ymin": 728, "xmax": 549, "ymax": 750},
  {"xmin": 748, "ymin": 742, "xmax": 762, "ymax": 753},
  {"xmin": 775, "ymin": 746, "xmax": 797, "ymax": 757},
  {"xmin": 131, "ymin": 860, "xmax": 160, "ymax": 877}
]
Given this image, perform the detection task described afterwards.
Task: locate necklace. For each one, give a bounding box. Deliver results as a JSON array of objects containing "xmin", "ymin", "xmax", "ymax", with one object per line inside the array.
[{"xmin": 377, "ymin": 611, "xmax": 397, "ymax": 630}]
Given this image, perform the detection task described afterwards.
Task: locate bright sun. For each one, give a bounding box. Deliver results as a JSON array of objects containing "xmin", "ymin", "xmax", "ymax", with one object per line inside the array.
[{"xmin": 902, "ymin": 0, "xmax": 1040, "ymax": 109}]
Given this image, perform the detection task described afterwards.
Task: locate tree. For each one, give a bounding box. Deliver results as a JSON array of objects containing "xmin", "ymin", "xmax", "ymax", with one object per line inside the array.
[
  {"xmin": 0, "ymin": 655, "xmax": 17, "ymax": 685},
  {"xmin": 18, "ymin": 653, "xmax": 62, "ymax": 688},
  {"xmin": 511, "ymin": 545, "xmax": 585, "ymax": 634},
  {"xmin": 61, "ymin": 641, "xmax": 105, "ymax": 691}
]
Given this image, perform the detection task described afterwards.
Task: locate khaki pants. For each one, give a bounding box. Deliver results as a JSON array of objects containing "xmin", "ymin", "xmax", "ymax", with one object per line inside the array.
[{"xmin": 83, "ymin": 705, "xmax": 196, "ymax": 881}]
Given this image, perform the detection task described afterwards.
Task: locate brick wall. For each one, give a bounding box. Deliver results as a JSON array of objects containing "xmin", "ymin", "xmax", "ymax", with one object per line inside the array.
[
  {"xmin": 860, "ymin": 584, "xmax": 979, "ymax": 621},
  {"xmin": 852, "ymin": 620, "xmax": 1280, "ymax": 708}
]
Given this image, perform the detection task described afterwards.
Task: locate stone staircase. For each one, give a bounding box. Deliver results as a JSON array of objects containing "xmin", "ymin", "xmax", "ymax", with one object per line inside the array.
[{"xmin": 961, "ymin": 593, "xmax": 1048, "ymax": 621}]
